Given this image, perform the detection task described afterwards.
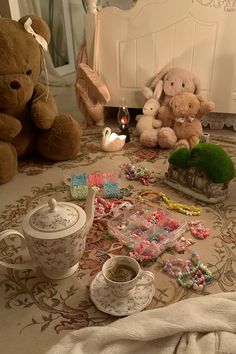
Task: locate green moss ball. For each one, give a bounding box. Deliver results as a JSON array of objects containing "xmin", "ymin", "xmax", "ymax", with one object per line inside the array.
[{"xmin": 168, "ymin": 143, "xmax": 235, "ymax": 183}]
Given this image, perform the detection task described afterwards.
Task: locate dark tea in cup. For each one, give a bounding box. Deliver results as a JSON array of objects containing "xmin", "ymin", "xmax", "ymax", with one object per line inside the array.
[
  {"xmin": 102, "ymin": 255, "xmax": 154, "ymax": 297},
  {"xmin": 106, "ymin": 264, "xmax": 137, "ymax": 282}
]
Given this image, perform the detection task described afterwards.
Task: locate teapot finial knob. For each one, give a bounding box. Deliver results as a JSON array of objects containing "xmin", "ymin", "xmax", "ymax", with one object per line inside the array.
[{"xmin": 48, "ymin": 198, "xmax": 57, "ymax": 211}]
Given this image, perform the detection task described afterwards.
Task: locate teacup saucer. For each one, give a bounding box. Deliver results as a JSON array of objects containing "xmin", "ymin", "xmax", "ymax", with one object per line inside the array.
[{"xmin": 90, "ymin": 271, "xmax": 155, "ymax": 316}]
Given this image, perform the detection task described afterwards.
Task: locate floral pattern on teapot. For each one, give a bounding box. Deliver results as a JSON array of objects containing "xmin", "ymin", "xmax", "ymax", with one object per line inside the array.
[{"xmin": 26, "ymin": 225, "xmax": 86, "ymax": 273}]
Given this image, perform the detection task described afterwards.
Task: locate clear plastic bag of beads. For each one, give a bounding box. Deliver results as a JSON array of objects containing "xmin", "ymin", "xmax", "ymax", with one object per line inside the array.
[{"xmin": 64, "ymin": 170, "xmax": 121, "ymax": 200}]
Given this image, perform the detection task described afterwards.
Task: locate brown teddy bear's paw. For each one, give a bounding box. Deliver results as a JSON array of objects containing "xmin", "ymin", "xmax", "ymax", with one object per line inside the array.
[
  {"xmin": 157, "ymin": 106, "xmax": 175, "ymax": 128},
  {"xmin": 0, "ymin": 115, "xmax": 22, "ymax": 141},
  {"xmin": 0, "ymin": 142, "xmax": 18, "ymax": 184},
  {"xmin": 37, "ymin": 115, "xmax": 82, "ymax": 161},
  {"xmin": 175, "ymin": 139, "xmax": 190, "ymax": 149},
  {"xmin": 158, "ymin": 127, "xmax": 177, "ymax": 149},
  {"xmin": 189, "ymin": 136, "xmax": 200, "ymax": 148}
]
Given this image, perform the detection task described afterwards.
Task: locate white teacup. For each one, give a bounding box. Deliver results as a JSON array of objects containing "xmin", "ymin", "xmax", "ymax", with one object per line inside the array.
[{"xmin": 102, "ymin": 255, "xmax": 154, "ymax": 297}]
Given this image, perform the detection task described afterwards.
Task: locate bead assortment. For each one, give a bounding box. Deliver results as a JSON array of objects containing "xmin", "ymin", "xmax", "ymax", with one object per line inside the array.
[
  {"xmin": 70, "ymin": 172, "xmax": 120, "ymax": 200},
  {"xmin": 121, "ymin": 163, "xmax": 156, "ymax": 185},
  {"xmin": 163, "ymin": 252, "xmax": 212, "ymax": 290},
  {"xmin": 173, "ymin": 236, "xmax": 193, "ymax": 253},
  {"xmin": 103, "ymin": 181, "xmax": 120, "ymax": 199},
  {"xmin": 108, "ymin": 205, "xmax": 186, "ymax": 262},
  {"xmin": 67, "ymin": 164, "xmax": 211, "ymax": 286},
  {"xmin": 94, "ymin": 197, "xmax": 133, "ymax": 220},
  {"xmin": 189, "ymin": 220, "xmax": 211, "ymax": 240}
]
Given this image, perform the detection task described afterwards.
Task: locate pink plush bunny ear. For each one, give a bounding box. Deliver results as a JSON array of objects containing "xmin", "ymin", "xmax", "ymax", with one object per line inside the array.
[
  {"xmin": 142, "ymin": 86, "xmax": 154, "ymax": 99},
  {"xmin": 149, "ymin": 68, "xmax": 170, "ymax": 89},
  {"xmin": 153, "ymin": 80, "xmax": 163, "ymax": 100}
]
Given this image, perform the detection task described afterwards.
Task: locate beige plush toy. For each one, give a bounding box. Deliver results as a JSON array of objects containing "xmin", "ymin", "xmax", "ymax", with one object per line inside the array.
[
  {"xmin": 135, "ymin": 82, "xmax": 163, "ymax": 143},
  {"xmin": 149, "ymin": 67, "xmax": 201, "ymax": 128},
  {"xmin": 0, "ymin": 15, "xmax": 82, "ymax": 184},
  {"xmin": 169, "ymin": 92, "xmax": 215, "ymax": 149}
]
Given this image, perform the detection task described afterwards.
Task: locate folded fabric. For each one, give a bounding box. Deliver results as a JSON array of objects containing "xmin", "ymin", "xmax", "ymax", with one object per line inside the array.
[
  {"xmin": 46, "ymin": 292, "xmax": 236, "ymax": 354},
  {"xmin": 75, "ymin": 42, "xmax": 110, "ymax": 127}
]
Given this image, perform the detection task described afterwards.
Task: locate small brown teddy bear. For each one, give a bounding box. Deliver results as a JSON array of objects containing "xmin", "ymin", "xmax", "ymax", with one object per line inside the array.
[
  {"xmin": 0, "ymin": 15, "xmax": 82, "ymax": 184},
  {"xmin": 169, "ymin": 92, "xmax": 215, "ymax": 149},
  {"xmin": 149, "ymin": 67, "xmax": 201, "ymax": 128}
]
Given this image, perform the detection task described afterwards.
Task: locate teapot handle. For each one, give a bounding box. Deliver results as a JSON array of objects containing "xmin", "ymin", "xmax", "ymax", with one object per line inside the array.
[{"xmin": 0, "ymin": 229, "xmax": 35, "ymax": 270}]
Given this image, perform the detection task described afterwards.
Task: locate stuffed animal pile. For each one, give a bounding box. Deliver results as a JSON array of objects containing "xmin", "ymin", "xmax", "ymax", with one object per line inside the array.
[
  {"xmin": 136, "ymin": 67, "xmax": 215, "ymax": 149},
  {"xmin": 0, "ymin": 15, "xmax": 82, "ymax": 184},
  {"xmin": 150, "ymin": 67, "xmax": 201, "ymax": 127}
]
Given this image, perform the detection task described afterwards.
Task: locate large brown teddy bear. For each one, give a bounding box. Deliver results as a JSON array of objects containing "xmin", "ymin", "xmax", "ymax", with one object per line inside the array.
[
  {"xmin": 169, "ymin": 92, "xmax": 215, "ymax": 149},
  {"xmin": 0, "ymin": 15, "xmax": 82, "ymax": 184}
]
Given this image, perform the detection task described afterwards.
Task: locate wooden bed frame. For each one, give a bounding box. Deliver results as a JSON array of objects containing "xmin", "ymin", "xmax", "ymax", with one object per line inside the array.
[{"xmin": 85, "ymin": 0, "xmax": 236, "ymax": 129}]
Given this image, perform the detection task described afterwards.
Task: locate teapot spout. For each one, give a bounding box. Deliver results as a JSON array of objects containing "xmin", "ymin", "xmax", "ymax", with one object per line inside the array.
[{"xmin": 84, "ymin": 186, "xmax": 99, "ymax": 235}]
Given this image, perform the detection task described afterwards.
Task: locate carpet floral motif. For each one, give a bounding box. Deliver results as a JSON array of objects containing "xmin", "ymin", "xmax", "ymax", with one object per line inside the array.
[{"xmin": 0, "ymin": 130, "xmax": 235, "ymax": 353}]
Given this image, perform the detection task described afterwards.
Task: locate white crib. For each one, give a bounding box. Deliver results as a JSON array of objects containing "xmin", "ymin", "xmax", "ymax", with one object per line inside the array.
[{"xmin": 85, "ymin": 0, "xmax": 236, "ymax": 129}]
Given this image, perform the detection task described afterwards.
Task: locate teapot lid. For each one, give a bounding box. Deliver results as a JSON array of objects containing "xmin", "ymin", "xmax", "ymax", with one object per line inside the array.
[
  {"xmin": 29, "ymin": 199, "xmax": 80, "ymax": 232},
  {"xmin": 23, "ymin": 199, "xmax": 86, "ymax": 239}
]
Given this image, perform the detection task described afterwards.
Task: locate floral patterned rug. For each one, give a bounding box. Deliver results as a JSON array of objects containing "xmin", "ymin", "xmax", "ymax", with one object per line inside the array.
[{"xmin": 0, "ymin": 128, "xmax": 235, "ymax": 354}]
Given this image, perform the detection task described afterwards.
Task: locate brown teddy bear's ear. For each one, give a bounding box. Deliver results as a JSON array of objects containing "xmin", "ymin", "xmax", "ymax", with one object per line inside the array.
[
  {"xmin": 196, "ymin": 95, "xmax": 205, "ymax": 104},
  {"xmin": 18, "ymin": 15, "xmax": 51, "ymax": 44}
]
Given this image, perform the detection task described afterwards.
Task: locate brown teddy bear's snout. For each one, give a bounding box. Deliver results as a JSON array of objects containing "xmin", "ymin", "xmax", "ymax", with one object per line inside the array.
[
  {"xmin": 0, "ymin": 74, "xmax": 34, "ymax": 107},
  {"xmin": 10, "ymin": 80, "xmax": 21, "ymax": 90}
]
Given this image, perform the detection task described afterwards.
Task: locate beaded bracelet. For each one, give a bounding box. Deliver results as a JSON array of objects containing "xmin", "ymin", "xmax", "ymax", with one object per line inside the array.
[
  {"xmin": 163, "ymin": 258, "xmax": 193, "ymax": 278},
  {"xmin": 178, "ymin": 264, "xmax": 212, "ymax": 290},
  {"xmin": 121, "ymin": 163, "xmax": 156, "ymax": 185},
  {"xmin": 139, "ymin": 190, "xmax": 201, "ymax": 216},
  {"xmin": 163, "ymin": 252, "xmax": 212, "ymax": 290},
  {"xmin": 160, "ymin": 193, "xmax": 201, "ymax": 216}
]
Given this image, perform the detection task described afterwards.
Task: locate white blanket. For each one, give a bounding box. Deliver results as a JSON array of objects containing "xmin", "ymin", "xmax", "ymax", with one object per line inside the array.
[{"xmin": 46, "ymin": 292, "xmax": 236, "ymax": 354}]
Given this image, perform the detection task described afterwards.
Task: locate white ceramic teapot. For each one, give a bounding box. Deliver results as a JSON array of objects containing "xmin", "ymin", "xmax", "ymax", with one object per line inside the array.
[{"xmin": 0, "ymin": 186, "xmax": 98, "ymax": 279}]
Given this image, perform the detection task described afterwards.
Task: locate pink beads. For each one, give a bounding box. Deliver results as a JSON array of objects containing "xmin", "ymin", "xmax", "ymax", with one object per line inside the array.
[{"xmin": 189, "ymin": 221, "xmax": 211, "ymax": 240}]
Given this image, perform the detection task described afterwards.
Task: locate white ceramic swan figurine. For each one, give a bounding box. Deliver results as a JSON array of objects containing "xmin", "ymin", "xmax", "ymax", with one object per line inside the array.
[{"xmin": 102, "ymin": 127, "xmax": 126, "ymax": 152}]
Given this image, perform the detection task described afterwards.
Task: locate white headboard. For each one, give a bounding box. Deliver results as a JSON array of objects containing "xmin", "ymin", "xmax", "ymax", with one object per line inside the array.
[{"xmin": 85, "ymin": 0, "xmax": 236, "ymax": 113}]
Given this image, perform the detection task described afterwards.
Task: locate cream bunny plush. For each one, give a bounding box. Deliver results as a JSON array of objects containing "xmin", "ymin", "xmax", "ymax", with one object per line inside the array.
[
  {"xmin": 134, "ymin": 82, "xmax": 163, "ymax": 147},
  {"xmin": 135, "ymin": 81, "xmax": 177, "ymax": 148}
]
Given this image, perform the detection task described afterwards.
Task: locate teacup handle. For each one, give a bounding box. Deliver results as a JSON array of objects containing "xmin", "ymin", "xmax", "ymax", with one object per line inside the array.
[
  {"xmin": 136, "ymin": 270, "xmax": 154, "ymax": 287},
  {"xmin": 0, "ymin": 229, "xmax": 35, "ymax": 270}
]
